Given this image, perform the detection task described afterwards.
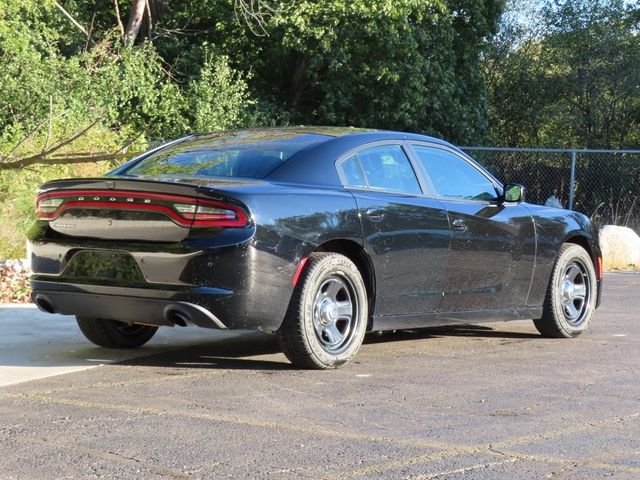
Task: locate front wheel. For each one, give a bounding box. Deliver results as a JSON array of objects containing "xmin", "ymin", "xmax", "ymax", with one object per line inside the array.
[
  {"xmin": 533, "ymin": 244, "xmax": 597, "ymax": 338},
  {"xmin": 76, "ymin": 316, "xmax": 158, "ymax": 348},
  {"xmin": 278, "ymin": 253, "xmax": 368, "ymax": 369}
]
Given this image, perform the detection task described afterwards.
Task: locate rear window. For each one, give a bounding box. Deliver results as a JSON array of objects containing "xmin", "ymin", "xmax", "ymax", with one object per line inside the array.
[{"xmin": 121, "ymin": 131, "xmax": 329, "ymax": 179}]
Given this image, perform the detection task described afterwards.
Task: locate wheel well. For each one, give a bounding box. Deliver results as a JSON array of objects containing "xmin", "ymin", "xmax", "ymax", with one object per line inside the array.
[
  {"xmin": 565, "ymin": 235, "xmax": 598, "ymax": 270},
  {"xmin": 315, "ymin": 240, "xmax": 376, "ymax": 327}
]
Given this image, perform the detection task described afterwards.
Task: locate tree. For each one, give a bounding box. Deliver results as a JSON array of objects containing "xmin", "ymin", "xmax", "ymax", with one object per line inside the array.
[
  {"xmin": 4, "ymin": 1, "xmax": 506, "ymax": 146},
  {"xmin": 152, "ymin": 0, "xmax": 504, "ymax": 143},
  {"xmin": 0, "ymin": 0, "xmax": 256, "ymax": 171},
  {"xmin": 485, "ymin": 0, "xmax": 640, "ymax": 148},
  {"xmin": 123, "ymin": 0, "xmax": 147, "ymax": 46}
]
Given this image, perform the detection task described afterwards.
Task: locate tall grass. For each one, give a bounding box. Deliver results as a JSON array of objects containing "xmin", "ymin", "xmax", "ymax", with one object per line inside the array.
[{"xmin": 0, "ymin": 162, "xmax": 112, "ymax": 258}]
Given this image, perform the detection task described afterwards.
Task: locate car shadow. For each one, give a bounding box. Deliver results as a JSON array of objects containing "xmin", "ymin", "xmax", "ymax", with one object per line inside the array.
[
  {"xmin": 117, "ymin": 324, "xmax": 541, "ymax": 371},
  {"xmin": 117, "ymin": 332, "xmax": 293, "ymax": 371},
  {"xmin": 364, "ymin": 324, "xmax": 541, "ymax": 345}
]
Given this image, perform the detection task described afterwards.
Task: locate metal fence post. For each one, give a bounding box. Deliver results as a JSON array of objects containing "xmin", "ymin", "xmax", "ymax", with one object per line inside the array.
[{"xmin": 568, "ymin": 150, "xmax": 576, "ymax": 211}]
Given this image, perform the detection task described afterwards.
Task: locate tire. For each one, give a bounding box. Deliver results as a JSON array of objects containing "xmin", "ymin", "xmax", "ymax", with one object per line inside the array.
[
  {"xmin": 533, "ymin": 244, "xmax": 597, "ymax": 338},
  {"xmin": 76, "ymin": 316, "xmax": 158, "ymax": 348},
  {"xmin": 278, "ymin": 253, "xmax": 368, "ymax": 369}
]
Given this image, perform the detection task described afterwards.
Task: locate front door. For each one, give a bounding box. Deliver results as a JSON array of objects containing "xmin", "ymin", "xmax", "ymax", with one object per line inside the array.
[{"xmin": 408, "ymin": 144, "xmax": 535, "ymax": 311}]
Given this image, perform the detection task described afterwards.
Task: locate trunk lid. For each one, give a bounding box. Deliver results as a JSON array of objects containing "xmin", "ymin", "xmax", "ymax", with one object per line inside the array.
[{"xmin": 36, "ymin": 177, "xmax": 250, "ymax": 242}]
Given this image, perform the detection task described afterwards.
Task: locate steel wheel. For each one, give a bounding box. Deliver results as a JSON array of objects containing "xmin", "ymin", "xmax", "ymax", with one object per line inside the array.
[
  {"xmin": 560, "ymin": 260, "xmax": 591, "ymax": 326},
  {"xmin": 312, "ymin": 275, "xmax": 359, "ymax": 354},
  {"xmin": 534, "ymin": 243, "xmax": 597, "ymax": 338},
  {"xmin": 278, "ymin": 252, "xmax": 368, "ymax": 369}
]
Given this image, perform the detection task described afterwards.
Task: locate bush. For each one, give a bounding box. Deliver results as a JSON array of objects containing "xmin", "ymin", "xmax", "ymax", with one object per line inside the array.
[
  {"xmin": 0, "ymin": 162, "xmax": 112, "ymax": 258},
  {"xmin": 0, "ymin": 2, "xmax": 257, "ymax": 259}
]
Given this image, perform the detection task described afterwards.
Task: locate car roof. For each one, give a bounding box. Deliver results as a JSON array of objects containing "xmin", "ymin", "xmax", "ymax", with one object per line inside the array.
[
  {"xmin": 262, "ymin": 127, "xmax": 458, "ymax": 186},
  {"xmin": 134, "ymin": 127, "xmax": 462, "ymax": 188},
  {"xmin": 187, "ymin": 126, "xmax": 453, "ymax": 144}
]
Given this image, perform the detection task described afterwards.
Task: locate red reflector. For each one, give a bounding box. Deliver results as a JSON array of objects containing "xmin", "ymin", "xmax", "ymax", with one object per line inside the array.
[
  {"xmin": 292, "ymin": 257, "xmax": 309, "ymax": 286},
  {"xmin": 597, "ymin": 256, "xmax": 603, "ymax": 279}
]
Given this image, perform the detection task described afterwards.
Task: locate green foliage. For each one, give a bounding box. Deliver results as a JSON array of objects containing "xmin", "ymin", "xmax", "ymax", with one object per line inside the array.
[
  {"xmin": 0, "ymin": 0, "xmax": 255, "ymax": 257},
  {"xmin": 0, "ymin": 162, "xmax": 109, "ymax": 258},
  {"xmin": 188, "ymin": 52, "xmax": 253, "ymax": 133},
  {"xmin": 485, "ymin": 0, "xmax": 640, "ymax": 148},
  {"xmin": 270, "ymin": 0, "xmax": 503, "ymax": 143},
  {"xmin": 144, "ymin": 0, "xmax": 504, "ymax": 142},
  {"xmin": 0, "ymin": 1, "xmax": 256, "ymax": 153}
]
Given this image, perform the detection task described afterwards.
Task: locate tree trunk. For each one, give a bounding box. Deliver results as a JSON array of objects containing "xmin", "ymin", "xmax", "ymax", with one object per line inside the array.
[
  {"xmin": 288, "ymin": 54, "xmax": 309, "ymax": 108},
  {"xmin": 124, "ymin": 0, "xmax": 146, "ymax": 46}
]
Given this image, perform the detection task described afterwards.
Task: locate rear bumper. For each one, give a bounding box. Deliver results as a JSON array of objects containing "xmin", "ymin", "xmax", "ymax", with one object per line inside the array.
[
  {"xmin": 32, "ymin": 289, "xmax": 227, "ymax": 329},
  {"xmin": 30, "ymin": 279, "xmax": 238, "ymax": 329},
  {"xmin": 27, "ymin": 236, "xmax": 298, "ymax": 332}
]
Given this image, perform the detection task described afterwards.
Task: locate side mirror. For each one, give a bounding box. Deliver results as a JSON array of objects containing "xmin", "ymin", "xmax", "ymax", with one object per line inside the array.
[{"xmin": 502, "ymin": 183, "xmax": 525, "ymax": 203}]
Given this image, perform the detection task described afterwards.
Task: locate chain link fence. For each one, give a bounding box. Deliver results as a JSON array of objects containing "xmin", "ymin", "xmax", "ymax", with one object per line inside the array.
[
  {"xmin": 146, "ymin": 140, "xmax": 640, "ymax": 230},
  {"xmin": 462, "ymin": 147, "xmax": 640, "ymax": 232}
]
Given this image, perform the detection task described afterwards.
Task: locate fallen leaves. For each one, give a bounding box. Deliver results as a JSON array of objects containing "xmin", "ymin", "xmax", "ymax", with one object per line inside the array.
[{"xmin": 0, "ymin": 260, "xmax": 31, "ymax": 304}]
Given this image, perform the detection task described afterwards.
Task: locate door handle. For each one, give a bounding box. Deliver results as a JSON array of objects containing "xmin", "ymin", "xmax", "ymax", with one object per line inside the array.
[
  {"xmin": 451, "ymin": 218, "xmax": 468, "ymax": 232},
  {"xmin": 365, "ymin": 208, "xmax": 384, "ymax": 222}
]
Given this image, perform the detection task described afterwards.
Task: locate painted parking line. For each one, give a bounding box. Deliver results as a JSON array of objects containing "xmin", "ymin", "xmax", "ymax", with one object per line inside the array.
[
  {"xmin": 0, "ymin": 304, "xmax": 238, "ymax": 387},
  {"xmin": 5, "ymin": 390, "xmax": 640, "ymax": 479}
]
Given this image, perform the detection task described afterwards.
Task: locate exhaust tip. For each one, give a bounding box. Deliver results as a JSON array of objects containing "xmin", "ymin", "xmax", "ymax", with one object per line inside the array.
[
  {"xmin": 34, "ymin": 294, "xmax": 55, "ymax": 314},
  {"xmin": 165, "ymin": 308, "xmax": 190, "ymax": 327}
]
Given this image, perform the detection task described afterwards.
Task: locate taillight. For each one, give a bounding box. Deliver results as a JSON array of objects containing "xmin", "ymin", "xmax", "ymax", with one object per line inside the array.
[
  {"xmin": 36, "ymin": 197, "xmax": 63, "ymax": 217},
  {"xmin": 35, "ymin": 190, "xmax": 248, "ymax": 228},
  {"xmin": 173, "ymin": 201, "xmax": 247, "ymax": 227}
]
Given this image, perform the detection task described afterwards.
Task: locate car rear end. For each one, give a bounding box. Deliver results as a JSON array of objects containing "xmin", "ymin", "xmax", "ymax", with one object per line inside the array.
[
  {"xmin": 28, "ymin": 130, "xmax": 334, "ymax": 332},
  {"xmin": 29, "ymin": 176, "xmax": 260, "ymax": 330}
]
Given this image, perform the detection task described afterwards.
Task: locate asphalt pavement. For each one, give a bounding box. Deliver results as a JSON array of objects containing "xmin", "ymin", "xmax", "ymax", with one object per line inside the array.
[{"xmin": 0, "ymin": 272, "xmax": 638, "ymax": 479}]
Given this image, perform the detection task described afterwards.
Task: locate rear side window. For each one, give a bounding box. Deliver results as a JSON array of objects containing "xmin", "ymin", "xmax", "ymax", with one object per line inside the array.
[
  {"xmin": 121, "ymin": 131, "xmax": 328, "ymax": 179},
  {"xmin": 412, "ymin": 146, "xmax": 498, "ymax": 201},
  {"xmin": 341, "ymin": 156, "xmax": 367, "ymax": 187},
  {"xmin": 343, "ymin": 145, "xmax": 421, "ymax": 194}
]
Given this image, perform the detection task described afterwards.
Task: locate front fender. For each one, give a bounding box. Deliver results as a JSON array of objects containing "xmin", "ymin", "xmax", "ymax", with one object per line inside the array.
[{"xmin": 526, "ymin": 206, "xmax": 601, "ymax": 308}]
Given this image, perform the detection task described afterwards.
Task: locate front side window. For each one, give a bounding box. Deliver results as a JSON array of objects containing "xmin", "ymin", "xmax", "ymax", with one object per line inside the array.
[
  {"xmin": 412, "ymin": 146, "xmax": 497, "ymax": 201},
  {"xmin": 354, "ymin": 145, "xmax": 421, "ymax": 194}
]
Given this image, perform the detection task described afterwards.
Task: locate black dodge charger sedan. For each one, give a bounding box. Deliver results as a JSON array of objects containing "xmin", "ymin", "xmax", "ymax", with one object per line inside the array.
[{"xmin": 29, "ymin": 128, "xmax": 602, "ymax": 368}]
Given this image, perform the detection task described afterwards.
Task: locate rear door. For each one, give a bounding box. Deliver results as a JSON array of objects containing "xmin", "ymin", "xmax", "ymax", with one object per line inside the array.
[
  {"xmin": 407, "ymin": 144, "xmax": 535, "ymax": 311},
  {"xmin": 337, "ymin": 143, "xmax": 450, "ymax": 316}
]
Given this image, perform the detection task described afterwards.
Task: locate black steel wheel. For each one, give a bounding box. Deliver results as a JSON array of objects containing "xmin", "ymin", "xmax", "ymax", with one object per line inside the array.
[
  {"xmin": 76, "ymin": 316, "xmax": 158, "ymax": 348},
  {"xmin": 533, "ymin": 244, "xmax": 597, "ymax": 338},
  {"xmin": 278, "ymin": 253, "xmax": 368, "ymax": 369}
]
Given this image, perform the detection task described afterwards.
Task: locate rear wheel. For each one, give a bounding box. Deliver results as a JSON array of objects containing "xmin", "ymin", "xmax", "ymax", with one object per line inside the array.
[
  {"xmin": 278, "ymin": 253, "xmax": 368, "ymax": 369},
  {"xmin": 76, "ymin": 316, "xmax": 158, "ymax": 348},
  {"xmin": 533, "ymin": 244, "xmax": 596, "ymax": 338}
]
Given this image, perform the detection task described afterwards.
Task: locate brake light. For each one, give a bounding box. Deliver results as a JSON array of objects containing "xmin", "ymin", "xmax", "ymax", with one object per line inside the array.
[
  {"xmin": 36, "ymin": 197, "xmax": 63, "ymax": 215},
  {"xmin": 172, "ymin": 201, "xmax": 247, "ymax": 227},
  {"xmin": 35, "ymin": 190, "xmax": 248, "ymax": 228},
  {"xmin": 173, "ymin": 204, "xmax": 238, "ymax": 222}
]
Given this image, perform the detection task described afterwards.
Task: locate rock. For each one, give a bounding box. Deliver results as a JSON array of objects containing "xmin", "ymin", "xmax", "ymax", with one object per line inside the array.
[
  {"xmin": 544, "ymin": 195, "xmax": 564, "ymax": 209},
  {"xmin": 599, "ymin": 225, "xmax": 640, "ymax": 270}
]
